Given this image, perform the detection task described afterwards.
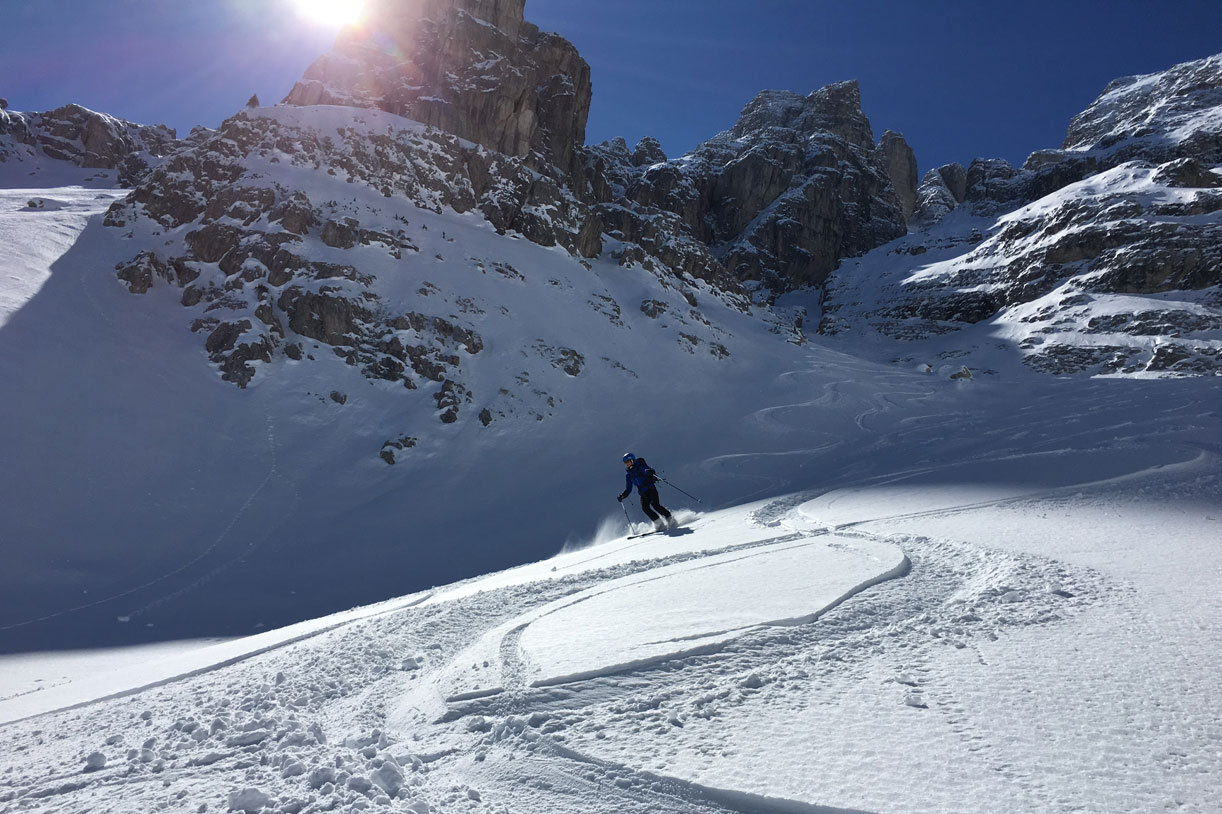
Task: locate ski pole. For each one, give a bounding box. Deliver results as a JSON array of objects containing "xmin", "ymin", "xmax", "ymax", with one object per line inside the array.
[
  {"xmin": 657, "ymin": 476, "xmax": 703, "ymax": 504},
  {"xmin": 619, "ymin": 499, "xmax": 636, "ymax": 535}
]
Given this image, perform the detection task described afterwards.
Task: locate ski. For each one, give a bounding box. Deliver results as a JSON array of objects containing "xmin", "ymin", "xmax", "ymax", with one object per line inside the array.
[{"xmin": 628, "ymin": 525, "xmax": 682, "ymax": 539}]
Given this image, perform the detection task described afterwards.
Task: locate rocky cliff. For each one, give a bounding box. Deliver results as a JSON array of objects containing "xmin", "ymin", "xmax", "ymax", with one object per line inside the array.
[
  {"xmin": 103, "ymin": 105, "xmax": 615, "ymax": 394},
  {"xmin": 281, "ymin": 1, "xmax": 915, "ymax": 297},
  {"xmin": 283, "ymin": 0, "xmax": 590, "ymax": 187},
  {"xmin": 0, "ymin": 104, "xmax": 177, "ymax": 185},
  {"xmin": 585, "ymin": 81, "xmax": 912, "ymax": 296},
  {"xmin": 822, "ymin": 53, "xmax": 1222, "ymax": 376},
  {"xmin": 99, "ymin": 101, "xmax": 763, "ymax": 464},
  {"xmin": 1063, "ymin": 53, "xmax": 1222, "ymax": 167},
  {"xmin": 96, "ymin": 0, "xmax": 920, "ymax": 410}
]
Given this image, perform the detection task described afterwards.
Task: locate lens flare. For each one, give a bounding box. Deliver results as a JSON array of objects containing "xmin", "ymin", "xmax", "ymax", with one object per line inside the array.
[{"xmin": 294, "ymin": 0, "xmax": 366, "ymax": 26}]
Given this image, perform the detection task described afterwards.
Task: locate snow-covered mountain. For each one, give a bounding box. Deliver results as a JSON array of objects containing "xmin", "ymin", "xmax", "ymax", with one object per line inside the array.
[
  {"xmin": 820, "ymin": 54, "xmax": 1222, "ymax": 376},
  {"xmin": 0, "ymin": 103, "xmax": 177, "ymax": 187},
  {"xmin": 1, "ymin": 6, "xmax": 1221, "ymax": 811}
]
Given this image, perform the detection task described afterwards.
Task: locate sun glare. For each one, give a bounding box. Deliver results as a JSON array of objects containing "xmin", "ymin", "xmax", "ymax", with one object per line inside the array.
[{"xmin": 294, "ymin": 0, "xmax": 366, "ymax": 26}]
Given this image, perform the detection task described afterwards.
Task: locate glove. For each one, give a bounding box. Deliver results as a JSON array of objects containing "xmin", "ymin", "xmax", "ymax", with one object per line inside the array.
[{"xmin": 617, "ymin": 492, "xmax": 628, "ymax": 502}]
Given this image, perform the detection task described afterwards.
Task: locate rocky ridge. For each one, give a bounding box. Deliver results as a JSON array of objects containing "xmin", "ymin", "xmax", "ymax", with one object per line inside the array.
[
  {"xmin": 283, "ymin": 0, "xmax": 590, "ymax": 188},
  {"xmin": 5, "ymin": 6, "xmax": 1216, "ymax": 379},
  {"xmin": 282, "ymin": 0, "xmax": 915, "ymax": 297},
  {"xmin": 103, "ymin": 105, "xmax": 608, "ymax": 393},
  {"xmin": 584, "ymin": 81, "xmax": 913, "ymax": 296},
  {"xmin": 101, "ymin": 103, "xmax": 755, "ymax": 463},
  {"xmin": 0, "ymin": 103, "xmax": 177, "ymax": 185},
  {"xmin": 823, "ymin": 53, "xmax": 1222, "ymax": 376}
]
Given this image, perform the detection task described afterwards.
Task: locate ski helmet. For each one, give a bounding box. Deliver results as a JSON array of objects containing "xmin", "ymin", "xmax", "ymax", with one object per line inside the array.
[{"xmin": 622, "ymin": 453, "xmax": 636, "ymax": 463}]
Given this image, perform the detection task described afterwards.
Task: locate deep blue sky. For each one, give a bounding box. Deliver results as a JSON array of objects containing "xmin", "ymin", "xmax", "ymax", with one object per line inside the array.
[{"xmin": 5, "ymin": 0, "xmax": 1222, "ymax": 174}]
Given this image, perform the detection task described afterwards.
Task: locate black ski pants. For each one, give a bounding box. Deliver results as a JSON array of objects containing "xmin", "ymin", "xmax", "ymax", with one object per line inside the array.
[{"xmin": 639, "ymin": 486, "xmax": 671, "ymax": 522}]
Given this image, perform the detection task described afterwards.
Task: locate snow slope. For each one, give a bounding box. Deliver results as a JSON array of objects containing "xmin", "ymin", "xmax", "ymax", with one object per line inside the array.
[
  {"xmin": 2, "ymin": 391, "xmax": 1212, "ymax": 806},
  {"xmin": 1, "ymin": 272, "xmax": 1217, "ymax": 811},
  {"xmin": 0, "ymin": 164, "xmax": 803, "ymax": 654},
  {"xmin": 0, "ymin": 185, "xmax": 128, "ymax": 326}
]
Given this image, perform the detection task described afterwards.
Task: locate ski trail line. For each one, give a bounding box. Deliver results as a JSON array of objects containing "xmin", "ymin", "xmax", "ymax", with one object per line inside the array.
[{"xmin": 0, "ymin": 414, "xmax": 284, "ymax": 631}]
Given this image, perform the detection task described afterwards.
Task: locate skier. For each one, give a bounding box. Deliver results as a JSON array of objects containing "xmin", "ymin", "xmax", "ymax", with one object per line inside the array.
[{"xmin": 617, "ymin": 453, "xmax": 676, "ymax": 532}]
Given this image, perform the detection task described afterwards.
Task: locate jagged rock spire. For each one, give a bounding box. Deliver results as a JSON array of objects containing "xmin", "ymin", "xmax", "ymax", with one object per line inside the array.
[{"xmin": 283, "ymin": 0, "xmax": 591, "ymax": 180}]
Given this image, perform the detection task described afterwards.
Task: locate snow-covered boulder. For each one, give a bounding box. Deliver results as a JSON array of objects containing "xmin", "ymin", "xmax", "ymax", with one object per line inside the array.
[{"xmin": 227, "ymin": 787, "xmax": 271, "ymax": 813}]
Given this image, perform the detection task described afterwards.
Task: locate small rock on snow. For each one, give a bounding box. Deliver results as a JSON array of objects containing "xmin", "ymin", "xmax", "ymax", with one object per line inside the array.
[{"xmin": 84, "ymin": 752, "xmax": 106, "ymax": 772}]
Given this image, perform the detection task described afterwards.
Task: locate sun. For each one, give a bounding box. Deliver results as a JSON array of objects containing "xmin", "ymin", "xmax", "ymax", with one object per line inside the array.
[{"xmin": 294, "ymin": 0, "xmax": 366, "ymax": 26}]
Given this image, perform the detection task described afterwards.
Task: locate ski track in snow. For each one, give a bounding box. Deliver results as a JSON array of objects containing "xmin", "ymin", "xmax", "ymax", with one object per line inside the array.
[
  {"xmin": 123, "ymin": 412, "xmax": 301, "ymax": 622},
  {"xmin": 0, "ymin": 412, "xmax": 292, "ymax": 634},
  {"xmin": 0, "ymin": 187, "xmax": 289, "ymax": 632}
]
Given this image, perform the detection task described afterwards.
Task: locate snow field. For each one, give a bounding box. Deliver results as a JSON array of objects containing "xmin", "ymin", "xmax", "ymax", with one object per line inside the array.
[
  {"xmin": 0, "ymin": 171, "xmax": 808, "ymax": 655},
  {"xmin": 1, "ymin": 382, "xmax": 1219, "ymax": 813},
  {"xmin": 543, "ymin": 527, "xmax": 1114, "ymax": 813},
  {"xmin": 0, "ymin": 185, "xmax": 127, "ymax": 326},
  {"xmin": 518, "ymin": 534, "xmax": 907, "ymax": 687}
]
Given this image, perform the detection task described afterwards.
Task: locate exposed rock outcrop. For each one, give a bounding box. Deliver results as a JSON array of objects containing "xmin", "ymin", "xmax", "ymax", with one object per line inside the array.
[
  {"xmin": 876, "ymin": 130, "xmax": 918, "ymax": 224},
  {"xmin": 277, "ymin": 3, "xmax": 913, "ymax": 297},
  {"xmin": 631, "ymin": 137, "xmax": 666, "ymax": 167},
  {"xmin": 1063, "ymin": 53, "xmax": 1222, "ymax": 167},
  {"xmin": 585, "ymin": 80, "xmax": 909, "ymax": 294},
  {"xmin": 283, "ymin": 0, "xmax": 590, "ymax": 186},
  {"xmin": 913, "ymin": 165, "xmax": 962, "ymax": 225},
  {"xmin": 821, "ymin": 51, "xmax": 1222, "ymax": 377},
  {"xmin": 0, "ymin": 104, "xmax": 177, "ymax": 185},
  {"xmin": 914, "ymin": 55, "xmax": 1222, "ymax": 230}
]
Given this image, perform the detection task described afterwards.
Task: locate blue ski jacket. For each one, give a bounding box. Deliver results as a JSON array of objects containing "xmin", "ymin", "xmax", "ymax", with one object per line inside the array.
[{"xmin": 621, "ymin": 458, "xmax": 659, "ymax": 497}]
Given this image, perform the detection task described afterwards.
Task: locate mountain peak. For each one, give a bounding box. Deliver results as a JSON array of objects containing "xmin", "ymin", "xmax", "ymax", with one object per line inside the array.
[
  {"xmin": 730, "ymin": 79, "xmax": 873, "ymax": 149},
  {"xmin": 1063, "ymin": 52, "xmax": 1222, "ymax": 164},
  {"xmin": 283, "ymin": 0, "xmax": 590, "ymax": 179}
]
